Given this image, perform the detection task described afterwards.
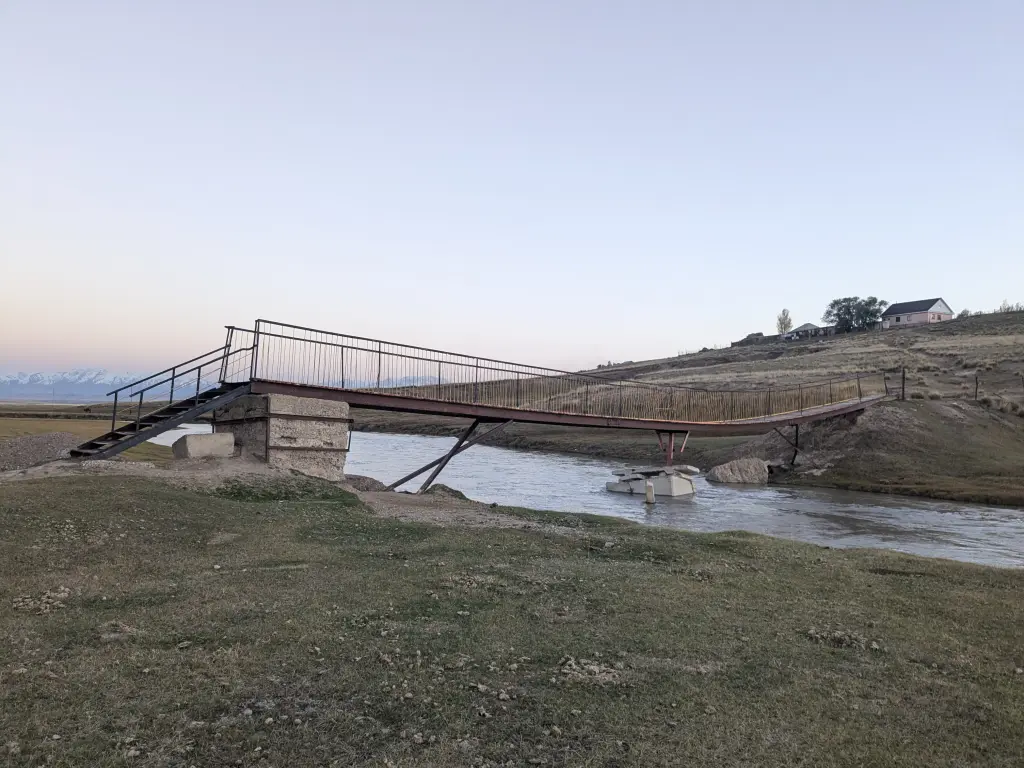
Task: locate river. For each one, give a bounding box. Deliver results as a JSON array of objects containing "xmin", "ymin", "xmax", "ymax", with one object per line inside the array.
[{"xmin": 154, "ymin": 425, "xmax": 1024, "ymax": 567}]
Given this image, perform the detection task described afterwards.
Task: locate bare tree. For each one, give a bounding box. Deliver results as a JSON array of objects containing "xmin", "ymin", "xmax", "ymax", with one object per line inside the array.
[{"xmin": 776, "ymin": 308, "xmax": 793, "ymax": 335}]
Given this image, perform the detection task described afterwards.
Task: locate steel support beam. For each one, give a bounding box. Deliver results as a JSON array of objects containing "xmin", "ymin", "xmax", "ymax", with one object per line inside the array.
[
  {"xmin": 773, "ymin": 425, "xmax": 802, "ymax": 465},
  {"xmin": 251, "ymin": 381, "xmax": 882, "ymax": 436},
  {"xmin": 654, "ymin": 430, "xmax": 690, "ymax": 466},
  {"xmin": 418, "ymin": 420, "xmax": 479, "ymax": 493},
  {"xmin": 384, "ymin": 420, "xmax": 515, "ymax": 491}
]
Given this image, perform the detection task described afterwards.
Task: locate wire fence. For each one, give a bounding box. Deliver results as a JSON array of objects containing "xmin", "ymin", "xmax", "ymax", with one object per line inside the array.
[{"xmin": 228, "ymin": 320, "xmax": 887, "ymax": 424}]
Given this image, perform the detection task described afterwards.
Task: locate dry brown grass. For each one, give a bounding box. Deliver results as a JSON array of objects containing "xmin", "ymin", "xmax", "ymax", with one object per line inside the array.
[
  {"xmin": 1, "ymin": 475, "xmax": 1023, "ymax": 766},
  {"xmin": 601, "ymin": 312, "xmax": 1024, "ymax": 403}
]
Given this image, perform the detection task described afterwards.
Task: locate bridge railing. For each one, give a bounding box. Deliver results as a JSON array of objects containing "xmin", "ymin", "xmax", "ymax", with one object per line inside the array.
[{"xmin": 229, "ymin": 320, "xmax": 886, "ymax": 424}]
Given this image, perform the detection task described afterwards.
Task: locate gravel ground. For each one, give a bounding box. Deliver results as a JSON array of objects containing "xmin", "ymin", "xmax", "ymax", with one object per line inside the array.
[{"xmin": 0, "ymin": 433, "xmax": 82, "ymax": 471}]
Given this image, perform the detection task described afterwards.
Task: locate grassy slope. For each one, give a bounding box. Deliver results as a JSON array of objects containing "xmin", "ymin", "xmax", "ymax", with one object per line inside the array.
[
  {"xmin": 602, "ymin": 311, "xmax": 1024, "ymax": 398},
  {"xmin": 751, "ymin": 400, "xmax": 1024, "ymax": 506},
  {"xmin": 2, "ymin": 476, "xmax": 1023, "ymax": 767}
]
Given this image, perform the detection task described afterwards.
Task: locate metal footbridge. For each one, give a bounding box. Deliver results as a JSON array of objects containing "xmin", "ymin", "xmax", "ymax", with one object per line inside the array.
[{"xmin": 71, "ymin": 319, "xmax": 887, "ymax": 461}]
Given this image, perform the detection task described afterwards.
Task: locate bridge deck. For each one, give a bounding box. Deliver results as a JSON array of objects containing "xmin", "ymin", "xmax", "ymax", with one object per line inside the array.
[{"xmin": 252, "ymin": 381, "xmax": 885, "ymax": 436}]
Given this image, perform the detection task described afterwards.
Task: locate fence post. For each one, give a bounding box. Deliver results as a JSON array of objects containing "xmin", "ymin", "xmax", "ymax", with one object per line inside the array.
[
  {"xmin": 975, "ymin": 375, "xmax": 979, "ymax": 401},
  {"xmin": 856, "ymin": 375, "xmax": 862, "ymax": 402},
  {"xmin": 798, "ymin": 384, "xmax": 803, "ymax": 412},
  {"xmin": 473, "ymin": 359, "xmax": 479, "ymax": 403},
  {"xmin": 250, "ymin": 323, "xmax": 261, "ymax": 380},
  {"xmin": 829, "ymin": 379, "xmax": 833, "ymax": 402},
  {"xmin": 219, "ymin": 327, "xmax": 234, "ymax": 383},
  {"xmin": 901, "ymin": 368, "xmax": 906, "ymax": 400}
]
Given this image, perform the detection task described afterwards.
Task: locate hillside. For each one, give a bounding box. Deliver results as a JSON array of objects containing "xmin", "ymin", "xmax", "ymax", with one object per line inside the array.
[{"xmin": 592, "ymin": 311, "xmax": 1024, "ymax": 403}]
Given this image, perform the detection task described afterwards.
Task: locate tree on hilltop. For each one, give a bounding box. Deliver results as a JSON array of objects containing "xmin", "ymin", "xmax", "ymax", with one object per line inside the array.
[
  {"xmin": 822, "ymin": 296, "xmax": 888, "ymax": 333},
  {"xmin": 776, "ymin": 309, "xmax": 793, "ymax": 335}
]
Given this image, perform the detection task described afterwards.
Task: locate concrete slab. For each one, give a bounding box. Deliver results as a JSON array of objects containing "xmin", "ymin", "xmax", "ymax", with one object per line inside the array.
[{"xmin": 172, "ymin": 433, "xmax": 236, "ymax": 459}]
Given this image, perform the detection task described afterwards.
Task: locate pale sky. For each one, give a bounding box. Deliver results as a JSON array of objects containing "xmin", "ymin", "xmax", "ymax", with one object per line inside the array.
[{"xmin": 2, "ymin": 1, "xmax": 1022, "ymax": 374}]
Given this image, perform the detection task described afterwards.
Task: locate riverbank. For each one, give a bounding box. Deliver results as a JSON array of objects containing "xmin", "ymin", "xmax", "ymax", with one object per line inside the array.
[
  {"xmin": 2, "ymin": 473, "xmax": 1022, "ymax": 766},
  {"xmin": 352, "ymin": 399, "xmax": 1024, "ymax": 508}
]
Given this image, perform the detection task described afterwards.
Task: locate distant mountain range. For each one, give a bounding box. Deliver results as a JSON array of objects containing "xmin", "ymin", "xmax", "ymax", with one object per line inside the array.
[
  {"xmin": 0, "ymin": 370, "xmax": 140, "ymax": 402},
  {"xmin": 0, "ymin": 371, "xmax": 442, "ymax": 402}
]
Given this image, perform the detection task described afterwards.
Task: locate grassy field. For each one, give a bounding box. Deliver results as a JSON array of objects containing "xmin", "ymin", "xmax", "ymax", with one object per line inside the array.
[
  {"xmin": 1, "ymin": 475, "xmax": 1022, "ymax": 766},
  {"xmin": 0, "ymin": 418, "xmax": 172, "ymax": 464}
]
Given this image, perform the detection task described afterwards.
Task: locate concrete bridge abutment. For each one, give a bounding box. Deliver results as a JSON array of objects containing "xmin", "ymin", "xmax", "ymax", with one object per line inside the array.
[{"xmin": 212, "ymin": 393, "xmax": 351, "ymax": 481}]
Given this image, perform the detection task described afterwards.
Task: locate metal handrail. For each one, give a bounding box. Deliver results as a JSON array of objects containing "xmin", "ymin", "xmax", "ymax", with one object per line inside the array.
[
  {"xmin": 105, "ymin": 345, "xmax": 229, "ymax": 397},
  {"xmin": 253, "ymin": 319, "xmax": 878, "ymax": 396},
  {"xmin": 107, "ymin": 346, "xmax": 254, "ymax": 432}
]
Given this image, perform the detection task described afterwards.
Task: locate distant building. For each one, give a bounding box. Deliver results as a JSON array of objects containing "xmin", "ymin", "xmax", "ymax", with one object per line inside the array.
[
  {"xmin": 730, "ymin": 331, "xmax": 782, "ymax": 347},
  {"xmin": 881, "ymin": 299, "xmax": 954, "ymax": 329},
  {"xmin": 783, "ymin": 322, "xmax": 835, "ymax": 341}
]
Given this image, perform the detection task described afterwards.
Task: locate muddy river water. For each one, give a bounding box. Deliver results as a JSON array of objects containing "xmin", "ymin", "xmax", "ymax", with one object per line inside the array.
[{"xmin": 155, "ymin": 425, "xmax": 1024, "ymax": 567}]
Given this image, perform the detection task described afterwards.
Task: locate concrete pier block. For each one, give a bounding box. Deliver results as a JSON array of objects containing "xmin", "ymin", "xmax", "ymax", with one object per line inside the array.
[
  {"xmin": 171, "ymin": 433, "xmax": 236, "ymax": 459},
  {"xmin": 212, "ymin": 394, "xmax": 350, "ymax": 480}
]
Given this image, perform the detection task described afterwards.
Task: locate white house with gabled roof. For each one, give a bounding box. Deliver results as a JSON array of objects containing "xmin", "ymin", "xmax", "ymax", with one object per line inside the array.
[{"xmin": 881, "ymin": 298, "xmax": 954, "ymax": 329}]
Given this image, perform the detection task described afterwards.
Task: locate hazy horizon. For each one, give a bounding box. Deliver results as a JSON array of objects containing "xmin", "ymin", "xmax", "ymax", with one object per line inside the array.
[{"xmin": 3, "ymin": 1, "xmax": 1022, "ymax": 374}]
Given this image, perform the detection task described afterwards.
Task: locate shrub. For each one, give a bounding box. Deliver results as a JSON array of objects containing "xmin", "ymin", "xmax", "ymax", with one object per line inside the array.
[
  {"xmin": 979, "ymin": 396, "xmax": 993, "ymax": 407},
  {"xmin": 927, "ymin": 391, "xmax": 942, "ymax": 400},
  {"xmin": 909, "ymin": 391, "xmax": 925, "ymax": 400}
]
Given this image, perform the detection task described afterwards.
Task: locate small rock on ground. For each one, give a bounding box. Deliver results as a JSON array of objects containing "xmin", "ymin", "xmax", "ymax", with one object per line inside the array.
[
  {"xmin": 424, "ymin": 483, "xmax": 469, "ymax": 500},
  {"xmin": 345, "ymin": 474, "xmax": 388, "ymax": 492}
]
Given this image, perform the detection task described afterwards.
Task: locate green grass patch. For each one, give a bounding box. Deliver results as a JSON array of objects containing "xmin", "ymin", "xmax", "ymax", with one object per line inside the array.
[
  {"xmin": 1, "ymin": 475, "xmax": 1022, "ymax": 767},
  {"xmin": 210, "ymin": 476, "xmax": 365, "ymax": 504}
]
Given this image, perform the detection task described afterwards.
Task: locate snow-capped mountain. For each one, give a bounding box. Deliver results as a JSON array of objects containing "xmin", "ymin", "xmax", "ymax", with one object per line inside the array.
[{"xmin": 0, "ymin": 370, "xmax": 142, "ymax": 402}]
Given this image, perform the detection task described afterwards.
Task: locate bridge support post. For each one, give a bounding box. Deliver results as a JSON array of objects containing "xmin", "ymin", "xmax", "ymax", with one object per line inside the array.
[
  {"xmin": 384, "ymin": 420, "xmax": 514, "ymax": 491},
  {"xmin": 418, "ymin": 419, "xmax": 480, "ymax": 494},
  {"xmin": 212, "ymin": 394, "xmax": 351, "ymax": 481},
  {"xmin": 773, "ymin": 425, "xmax": 801, "ymax": 466},
  {"xmin": 655, "ymin": 430, "xmax": 689, "ymax": 467}
]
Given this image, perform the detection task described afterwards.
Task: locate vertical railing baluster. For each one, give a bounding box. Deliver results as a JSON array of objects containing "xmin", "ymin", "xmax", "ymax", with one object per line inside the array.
[{"xmin": 376, "ymin": 342, "xmax": 382, "ymax": 390}]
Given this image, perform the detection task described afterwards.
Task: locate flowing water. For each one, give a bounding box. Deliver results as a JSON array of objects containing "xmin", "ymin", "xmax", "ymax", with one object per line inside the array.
[{"xmin": 155, "ymin": 426, "xmax": 1024, "ymax": 567}]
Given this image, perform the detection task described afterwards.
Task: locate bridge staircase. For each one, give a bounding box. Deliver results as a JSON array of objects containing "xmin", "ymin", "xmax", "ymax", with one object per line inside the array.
[{"xmin": 70, "ymin": 342, "xmax": 255, "ymax": 460}]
